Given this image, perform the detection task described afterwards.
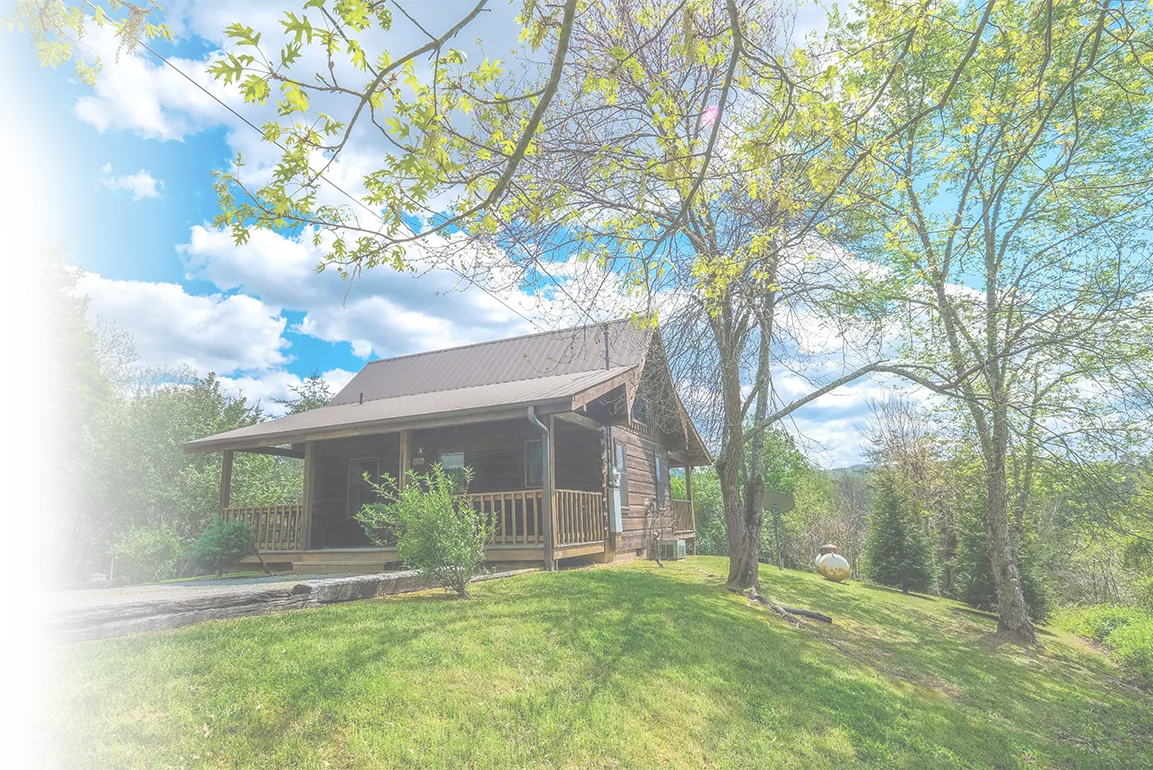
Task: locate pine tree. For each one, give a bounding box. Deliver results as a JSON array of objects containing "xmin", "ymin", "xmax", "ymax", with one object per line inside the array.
[
  {"xmin": 864, "ymin": 469, "xmax": 934, "ymax": 593},
  {"xmin": 952, "ymin": 513, "xmax": 1052, "ymax": 623}
]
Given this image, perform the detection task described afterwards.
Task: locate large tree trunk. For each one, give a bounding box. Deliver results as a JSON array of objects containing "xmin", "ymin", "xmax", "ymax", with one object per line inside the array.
[
  {"xmin": 742, "ymin": 311, "xmax": 773, "ymax": 571},
  {"xmin": 713, "ymin": 313, "xmax": 761, "ymax": 591},
  {"xmin": 986, "ymin": 413, "xmax": 1035, "ymax": 641}
]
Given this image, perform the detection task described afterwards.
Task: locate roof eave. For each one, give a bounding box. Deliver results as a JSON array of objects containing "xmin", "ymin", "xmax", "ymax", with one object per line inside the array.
[{"xmin": 182, "ymin": 396, "xmax": 576, "ymax": 455}]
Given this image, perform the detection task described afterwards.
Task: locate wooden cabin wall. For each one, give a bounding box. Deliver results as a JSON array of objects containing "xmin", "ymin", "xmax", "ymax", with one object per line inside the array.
[
  {"xmin": 414, "ymin": 419, "xmax": 541, "ymax": 493},
  {"xmin": 611, "ymin": 424, "xmax": 672, "ymax": 552},
  {"xmin": 310, "ymin": 434, "xmax": 401, "ymax": 547},
  {"xmin": 553, "ymin": 421, "xmax": 604, "ymax": 492}
]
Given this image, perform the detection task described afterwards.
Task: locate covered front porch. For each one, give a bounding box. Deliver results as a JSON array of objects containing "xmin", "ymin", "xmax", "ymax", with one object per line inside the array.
[{"xmin": 215, "ymin": 414, "xmax": 626, "ymax": 572}]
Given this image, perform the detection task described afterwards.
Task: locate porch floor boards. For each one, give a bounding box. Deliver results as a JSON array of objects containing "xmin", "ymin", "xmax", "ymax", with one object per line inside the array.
[{"xmin": 240, "ymin": 541, "xmax": 607, "ymax": 574}]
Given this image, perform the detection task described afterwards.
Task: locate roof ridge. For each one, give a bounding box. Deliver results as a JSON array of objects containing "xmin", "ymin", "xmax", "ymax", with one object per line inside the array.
[
  {"xmin": 362, "ymin": 317, "xmax": 638, "ymax": 367},
  {"xmin": 189, "ymin": 364, "xmax": 639, "ymax": 427},
  {"xmin": 349, "ymin": 363, "xmax": 637, "ymax": 406}
]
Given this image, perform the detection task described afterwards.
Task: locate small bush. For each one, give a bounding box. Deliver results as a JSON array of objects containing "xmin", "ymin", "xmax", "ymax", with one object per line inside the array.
[
  {"xmin": 1108, "ymin": 618, "xmax": 1153, "ymax": 682},
  {"xmin": 1133, "ymin": 575, "xmax": 1153, "ymax": 612},
  {"xmin": 1067, "ymin": 605, "xmax": 1146, "ymax": 641},
  {"xmin": 1067, "ymin": 605, "xmax": 1153, "ymax": 683},
  {"xmin": 115, "ymin": 524, "xmax": 184, "ymax": 583},
  {"xmin": 357, "ymin": 464, "xmax": 493, "ymax": 597},
  {"xmin": 192, "ymin": 518, "xmax": 258, "ymax": 576}
]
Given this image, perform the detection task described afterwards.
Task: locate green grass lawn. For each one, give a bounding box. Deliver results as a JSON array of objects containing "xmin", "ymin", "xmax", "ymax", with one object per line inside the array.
[{"xmin": 49, "ymin": 557, "xmax": 1152, "ymax": 769}]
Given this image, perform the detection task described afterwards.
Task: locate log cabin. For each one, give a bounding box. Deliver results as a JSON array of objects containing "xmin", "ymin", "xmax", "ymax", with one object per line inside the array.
[{"xmin": 183, "ymin": 319, "xmax": 710, "ymax": 573}]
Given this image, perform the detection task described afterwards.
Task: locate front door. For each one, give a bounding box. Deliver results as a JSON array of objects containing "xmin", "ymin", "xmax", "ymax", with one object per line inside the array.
[{"xmin": 347, "ymin": 457, "xmax": 381, "ymax": 518}]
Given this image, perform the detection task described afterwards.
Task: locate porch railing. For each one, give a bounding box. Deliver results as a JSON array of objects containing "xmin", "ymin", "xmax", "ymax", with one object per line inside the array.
[
  {"xmin": 670, "ymin": 498, "xmax": 694, "ymax": 533},
  {"xmin": 467, "ymin": 488, "xmax": 606, "ymax": 547},
  {"xmin": 554, "ymin": 489, "xmax": 606, "ymax": 545},
  {"xmin": 222, "ymin": 504, "xmax": 304, "ymax": 551},
  {"xmin": 468, "ymin": 490, "xmax": 545, "ymax": 545}
]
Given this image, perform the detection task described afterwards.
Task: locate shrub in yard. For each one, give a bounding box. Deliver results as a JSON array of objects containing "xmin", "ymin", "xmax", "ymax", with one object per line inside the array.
[
  {"xmin": 1107, "ymin": 617, "xmax": 1153, "ymax": 682},
  {"xmin": 357, "ymin": 464, "xmax": 494, "ymax": 597},
  {"xmin": 1067, "ymin": 604, "xmax": 1153, "ymax": 683},
  {"xmin": 863, "ymin": 469, "xmax": 934, "ymax": 593},
  {"xmin": 115, "ymin": 524, "xmax": 184, "ymax": 583},
  {"xmin": 1134, "ymin": 575, "xmax": 1153, "ymax": 612},
  {"xmin": 192, "ymin": 517, "xmax": 259, "ymax": 576},
  {"xmin": 1067, "ymin": 604, "xmax": 1146, "ymax": 641}
]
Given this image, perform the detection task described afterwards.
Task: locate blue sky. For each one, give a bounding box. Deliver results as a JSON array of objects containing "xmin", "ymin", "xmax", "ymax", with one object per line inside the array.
[{"xmin": 0, "ymin": 0, "xmax": 888, "ymax": 467}]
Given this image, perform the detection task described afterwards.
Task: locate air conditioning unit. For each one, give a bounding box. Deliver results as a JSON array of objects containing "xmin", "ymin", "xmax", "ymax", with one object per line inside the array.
[{"xmin": 660, "ymin": 539, "xmax": 687, "ymax": 561}]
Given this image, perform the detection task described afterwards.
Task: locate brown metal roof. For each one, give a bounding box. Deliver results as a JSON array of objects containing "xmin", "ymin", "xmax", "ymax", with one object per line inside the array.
[
  {"xmin": 329, "ymin": 318, "xmax": 650, "ymax": 405},
  {"xmin": 184, "ymin": 366, "xmax": 636, "ymax": 453}
]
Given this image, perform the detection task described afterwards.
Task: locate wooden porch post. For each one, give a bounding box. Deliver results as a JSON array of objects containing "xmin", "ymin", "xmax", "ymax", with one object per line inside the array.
[
  {"xmin": 300, "ymin": 441, "xmax": 316, "ymax": 550},
  {"xmin": 219, "ymin": 450, "xmax": 234, "ymax": 513},
  {"xmin": 686, "ymin": 464, "xmax": 696, "ymax": 555},
  {"xmin": 547, "ymin": 415, "xmax": 557, "ymax": 569},
  {"xmin": 399, "ymin": 429, "xmax": 411, "ymax": 491}
]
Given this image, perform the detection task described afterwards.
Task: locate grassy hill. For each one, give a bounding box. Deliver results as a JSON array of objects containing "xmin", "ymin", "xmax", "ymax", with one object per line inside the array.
[{"xmin": 48, "ymin": 557, "xmax": 1152, "ymax": 769}]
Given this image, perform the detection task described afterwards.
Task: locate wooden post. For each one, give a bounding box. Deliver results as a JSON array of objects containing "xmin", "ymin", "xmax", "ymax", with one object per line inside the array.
[
  {"xmin": 219, "ymin": 450, "xmax": 234, "ymax": 513},
  {"xmin": 300, "ymin": 441, "xmax": 316, "ymax": 550},
  {"xmin": 686, "ymin": 464, "xmax": 696, "ymax": 555},
  {"xmin": 601, "ymin": 426, "xmax": 615, "ymax": 563},
  {"xmin": 546, "ymin": 415, "xmax": 557, "ymax": 568},
  {"xmin": 398, "ymin": 430, "xmax": 412, "ymax": 491}
]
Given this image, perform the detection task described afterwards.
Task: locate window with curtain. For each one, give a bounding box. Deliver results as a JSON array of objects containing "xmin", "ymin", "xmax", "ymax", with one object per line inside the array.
[{"xmin": 525, "ymin": 440, "xmax": 543, "ymax": 487}]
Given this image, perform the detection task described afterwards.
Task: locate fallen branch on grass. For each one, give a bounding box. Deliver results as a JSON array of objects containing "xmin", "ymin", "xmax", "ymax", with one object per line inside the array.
[{"xmin": 739, "ymin": 588, "xmax": 833, "ymax": 625}]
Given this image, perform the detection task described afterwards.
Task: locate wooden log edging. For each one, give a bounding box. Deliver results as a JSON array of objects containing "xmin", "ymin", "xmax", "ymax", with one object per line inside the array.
[{"xmin": 44, "ymin": 568, "xmax": 539, "ymax": 645}]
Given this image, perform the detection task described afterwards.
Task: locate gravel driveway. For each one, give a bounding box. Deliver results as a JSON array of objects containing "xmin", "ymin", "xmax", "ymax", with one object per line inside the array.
[{"xmin": 4, "ymin": 574, "xmax": 345, "ymax": 617}]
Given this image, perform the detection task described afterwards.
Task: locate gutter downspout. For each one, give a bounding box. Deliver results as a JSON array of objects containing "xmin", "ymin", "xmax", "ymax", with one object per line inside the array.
[{"xmin": 528, "ymin": 406, "xmax": 555, "ymax": 570}]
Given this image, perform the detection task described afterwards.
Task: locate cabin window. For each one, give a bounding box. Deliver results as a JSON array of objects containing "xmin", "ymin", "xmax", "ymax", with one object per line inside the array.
[
  {"xmin": 438, "ymin": 451, "xmax": 465, "ymax": 470},
  {"xmin": 525, "ymin": 440, "xmax": 543, "ymax": 487},
  {"xmin": 437, "ymin": 451, "xmax": 467, "ymax": 488},
  {"xmin": 655, "ymin": 454, "xmax": 666, "ymax": 508}
]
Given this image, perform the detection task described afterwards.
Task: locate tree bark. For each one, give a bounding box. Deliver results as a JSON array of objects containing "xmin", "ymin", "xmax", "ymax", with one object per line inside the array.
[
  {"xmin": 713, "ymin": 312, "xmax": 761, "ymax": 592},
  {"xmin": 985, "ymin": 411, "xmax": 1036, "ymax": 641}
]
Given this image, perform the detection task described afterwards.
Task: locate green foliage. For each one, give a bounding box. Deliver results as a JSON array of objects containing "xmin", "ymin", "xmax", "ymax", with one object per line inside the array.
[
  {"xmin": 1106, "ymin": 618, "xmax": 1153, "ymax": 683},
  {"xmin": 1067, "ymin": 605, "xmax": 1148, "ymax": 641},
  {"xmin": 9, "ymin": 232, "xmax": 111, "ymax": 583},
  {"xmin": 91, "ymin": 372, "xmax": 303, "ymax": 550},
  {"xmin": 1122, "ymin": 537, "xmax": 1153, "ymax": 572},
  {"xmin": 9, "ymin": 232, "xmax": 110, "ymax": 493},
  {"xmin": 863, "ymin": 469, "xmax": 934, "ymax": 594},
  {"xmin": 191, "ymin": 518, "xmax": 258, "ymax": 577},
  {"xmin": 114, "ymin": 523, "xmax": 184, "ymax": 583},
  {"xmin": 1134, "ymin": 576, "xmax": 1153, "ymax": 613},
  {"xmin": 41, "ymin": 253, "xmax": 305, "ymax": 582},
  {"xmin": 5, "ymin": 0, "xmax": 171, "ymax": 86},
  {"xmin": 273, "ymin": 368, "xmax": 332, "ymax": 414},
  {"xmin": 357, "ymin": 465, "xmax": 493, "ymax": 597},
  {"xmin": 675, "ymin": 468, "xmax": 726, "ymax": 556},
  {"xmin": 953, "ymin": 512, "xmax": 1053, "ymax": 623},
  {"xmin": 1066, "ymin": 605, "xmax": 1153, "ymax": 683}
]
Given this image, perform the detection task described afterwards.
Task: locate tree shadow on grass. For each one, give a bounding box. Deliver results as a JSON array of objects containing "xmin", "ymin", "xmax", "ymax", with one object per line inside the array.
[{"xmin": 856, "ymin": 582, "xmax": 938, "ymax": 601}]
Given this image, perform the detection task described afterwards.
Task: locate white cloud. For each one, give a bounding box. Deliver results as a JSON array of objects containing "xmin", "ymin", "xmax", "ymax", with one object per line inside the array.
[
  {"xmin": 73, "ymin": 26, "xmax": 245, "ymax": 142},
  {"xmin": 97, "ymin": 163, "xmax": 163, "ymax": 201},
  {"xmin": 218, "ymin": 368, "xmax": 357, "ymax": 416},
  {"xmin": 178, "ymin": 224, "xmax": 542, "ymax": 359},
  {"xmin": 76, "ymin": 272, "xmax": 289, "ymax": 374}
]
